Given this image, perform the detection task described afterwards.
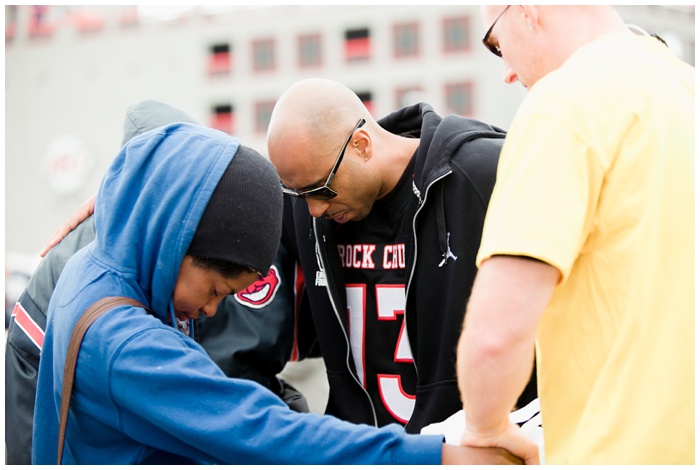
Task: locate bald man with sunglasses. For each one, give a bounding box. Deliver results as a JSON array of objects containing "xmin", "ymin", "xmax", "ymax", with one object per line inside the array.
[{"xmin": 267, "ymin": 78, "xmax": 539, "ymax": 436}]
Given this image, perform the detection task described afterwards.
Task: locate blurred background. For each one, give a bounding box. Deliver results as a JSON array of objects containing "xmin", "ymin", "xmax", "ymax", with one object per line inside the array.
[{"xmin": 4, "ymin": 5, "xmax": 695, "ymax": 411}]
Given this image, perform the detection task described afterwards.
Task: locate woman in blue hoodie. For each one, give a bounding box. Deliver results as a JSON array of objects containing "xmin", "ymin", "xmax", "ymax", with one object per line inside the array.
[{"xmin": 32, "ymin": 122, "xmax": 518, "ymax": 464}]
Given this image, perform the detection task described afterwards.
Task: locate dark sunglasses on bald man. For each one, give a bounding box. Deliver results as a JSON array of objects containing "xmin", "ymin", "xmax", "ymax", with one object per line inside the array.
[{"xmin": 280, "ymin": 118, "xmax": 366, "ymax": 201}]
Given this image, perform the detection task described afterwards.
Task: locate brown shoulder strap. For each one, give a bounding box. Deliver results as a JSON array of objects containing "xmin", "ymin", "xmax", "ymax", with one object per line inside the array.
[{"xmin": 57, "ymin": 296, "xmax": 149, "ymax": 465}]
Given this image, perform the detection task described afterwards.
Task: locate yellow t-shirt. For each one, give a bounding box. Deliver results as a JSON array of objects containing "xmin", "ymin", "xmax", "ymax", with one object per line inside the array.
[{"xmin": 477, "ymin": 34, "xmax": 694, "ymax": 464}]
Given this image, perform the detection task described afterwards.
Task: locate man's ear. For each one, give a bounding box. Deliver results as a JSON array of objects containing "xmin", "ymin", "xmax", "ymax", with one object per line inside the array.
[
  {"xmin": 353, "ymin": 129, "xmax": 372, "ymax": 161},
  {"xmin": 519, "ymin": 5, "xmax": 540, "ymax": 31}
]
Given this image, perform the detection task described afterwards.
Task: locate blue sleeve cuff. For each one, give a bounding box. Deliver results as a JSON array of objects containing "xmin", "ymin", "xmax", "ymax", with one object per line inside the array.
[{"xmin": 393, "ymin": 433, "xmax": 444, "ymax": 465}]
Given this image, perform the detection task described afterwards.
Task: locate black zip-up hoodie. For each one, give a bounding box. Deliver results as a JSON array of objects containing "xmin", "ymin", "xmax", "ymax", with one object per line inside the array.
[{"xmin": 284, "ymin": 103, "xmax": 537, "ymax": 433}]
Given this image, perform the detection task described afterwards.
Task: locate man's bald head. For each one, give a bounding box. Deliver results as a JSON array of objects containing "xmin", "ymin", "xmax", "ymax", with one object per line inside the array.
[{"xmin": 267, "ymin": 78, "xmax": 371, "ymax": 159}]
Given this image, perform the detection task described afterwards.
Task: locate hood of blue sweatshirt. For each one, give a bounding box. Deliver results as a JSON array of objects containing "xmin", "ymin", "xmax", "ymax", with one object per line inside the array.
[{"xmin": 91, "ymin": 122, "xmax": 238, "ymax": 321}]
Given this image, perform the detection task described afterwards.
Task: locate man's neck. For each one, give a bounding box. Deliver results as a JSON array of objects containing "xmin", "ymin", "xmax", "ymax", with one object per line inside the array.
[{"xmin": 376, "ymin": 136, "xmax": 420, "ymax": 201}]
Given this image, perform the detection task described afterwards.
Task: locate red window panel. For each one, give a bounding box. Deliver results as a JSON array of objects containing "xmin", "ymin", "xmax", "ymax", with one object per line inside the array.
[
  {"xmin": 5, "ymin": 23, "xmax": 15, "ymax": 42},
  {"xmin": 73, "ymin": 11, "xmax": 105, "ymax": 34},
  {"xmin": 211, "ymin": 106, "xmax": 234, "ymax": 135},
  {"xmin": 208, "ymin": 51, "xmax": 231, "ymax": 75},
  {"xmin": 356, "ymin": 91, "xmax": 374, "ymax": 117},
  {"xmin": 363, "ymin": 99, "xmax": 374, "ymax": 117},
  {"xmin": 6, "ymin": 6, "xmax": 17, "ymax": 42},
  {"xmin": 345, "ymin": 28, "xmax": 371, "ymax": 61},
  {"xmin": 345, "ymin": 37, "xmax": 370, "ymax": 60},
  {"xmin": 119, "ymin": 6, "xmax": 139, "ymax": 29},
  {"xmin": 28, "ymin": 6, "xmax": 53, "ymax": 39}
]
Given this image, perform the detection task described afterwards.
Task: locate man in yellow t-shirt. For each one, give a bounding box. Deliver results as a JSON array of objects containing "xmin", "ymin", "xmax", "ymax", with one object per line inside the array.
[{"xmin": 455, "ymin": 6, "xmax": 694, "ymax": 465}]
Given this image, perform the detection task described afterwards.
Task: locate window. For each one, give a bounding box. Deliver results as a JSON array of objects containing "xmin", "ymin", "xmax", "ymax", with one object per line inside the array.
[
  {"xmin": 72, "ymin": 8, "xmax": 105, "ymax": 35},
  {"xmin": 118, "ymin": 6, "xmax": 139, "ymax": 29},
  {"xmin": 208, "ymin": 43, "xmax": 232, "ymax": 76},
  {"xmin": 445, "ymin": 82, "xmax": 474, "ymax": 117},
  {"xmin": 393, "ymin": 22, "xmax": 420, "ymax": 59},
  {"xmin": 344, "ymin": 28, "xmax": 371, "ymax": 62},
  {"xmin": 395, "ymin": 86, "xmax": 425, "ymax": 109},
  {"xmin": 28, "ymin": 5, "xmax": 54, "ymax": 39},
  {"xmin": 442, "ymin": 16, "xmax": 471, "ymax": 53},
  {"xmin": 298, "ymin": 33, "xmax": 322, "ymax": 69},
  {"xmin": 254, "ymin": 100, "xmax": 276, "ymax": 135},
  {"xmin": 355, "ymin": 91, "xmax": 374, "ymax": 117},
  {"xmin": 211, "ymin": 104, "xmax": 234, "ymax": 135},
  {"xmin": 5, "ymin": 6, "xmax": 18, "ymax": 43},
  {"xmin": 252, "ymin": 38, "xmax": 275, "ymax": 73}
]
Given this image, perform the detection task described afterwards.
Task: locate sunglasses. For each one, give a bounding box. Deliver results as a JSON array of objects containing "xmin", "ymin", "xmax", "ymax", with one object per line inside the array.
[
  {"xmin": 482, "ymin": 5, "xmax": 511, "ymax": 57},
  {"xmin": 281, "ymin": 118, "xmax": 366, "ymax": 200}
]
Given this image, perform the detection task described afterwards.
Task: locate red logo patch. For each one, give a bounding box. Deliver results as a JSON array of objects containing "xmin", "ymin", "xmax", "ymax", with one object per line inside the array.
[{"xmin": 234, "ymin": 265, "xmax": 281, "ymax": 309}]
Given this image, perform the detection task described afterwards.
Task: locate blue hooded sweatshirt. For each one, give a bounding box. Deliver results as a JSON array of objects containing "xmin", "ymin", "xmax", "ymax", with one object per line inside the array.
[{"xmin": 32, "ymin": 123, "xmax": 443, "ymax": 464}]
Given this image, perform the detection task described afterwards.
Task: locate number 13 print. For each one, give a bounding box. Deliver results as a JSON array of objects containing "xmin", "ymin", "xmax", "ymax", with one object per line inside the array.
[{"xmin": 346, "ymin": 284, "xmax": 416, "ymax": 423}]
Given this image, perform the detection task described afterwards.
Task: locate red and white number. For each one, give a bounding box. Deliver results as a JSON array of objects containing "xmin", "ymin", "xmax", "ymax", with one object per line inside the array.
[{"xmin": 346, "ymin": 284, "xmax": 416, "ymax": 423}]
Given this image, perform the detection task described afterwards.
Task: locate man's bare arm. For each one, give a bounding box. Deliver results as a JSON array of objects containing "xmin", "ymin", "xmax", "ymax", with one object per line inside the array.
[{"xmin": 457, "ymin": 255, "xmax": 559, "ymax": 464}]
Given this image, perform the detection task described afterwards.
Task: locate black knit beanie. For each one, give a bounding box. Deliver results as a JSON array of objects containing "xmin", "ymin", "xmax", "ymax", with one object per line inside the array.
[{"xmin": 187, "ymin": 145, "xmax": 283, "ymax": 276}]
